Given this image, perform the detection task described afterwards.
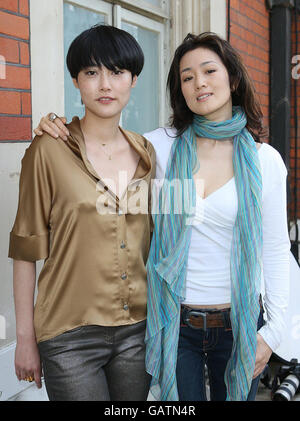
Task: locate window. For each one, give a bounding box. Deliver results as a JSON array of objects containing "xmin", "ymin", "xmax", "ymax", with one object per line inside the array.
[
  {"xmin": 144, "ymin": 0, "xmax": 161, "ymax": 6},
  {"xmin": 63, "ymin": 1, "xmax": 112, "ymax": 122},
  {"xmin": 120, "ymin": 8, "xmax": 165, "ymax": 133},
  {"xmin": 63, "ymin": 0, "xmax": 167, "ymax": 134}
]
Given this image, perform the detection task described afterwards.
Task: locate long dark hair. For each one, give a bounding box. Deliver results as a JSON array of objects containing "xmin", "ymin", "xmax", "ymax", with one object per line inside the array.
[{"xmin": 167, "ymin": 32, "xmax": 267, "ymax": 141}]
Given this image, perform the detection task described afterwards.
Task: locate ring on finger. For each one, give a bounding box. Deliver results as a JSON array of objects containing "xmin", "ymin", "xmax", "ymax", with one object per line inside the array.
[
  {"xmin": 48, "ymin": 113, "xmax": 57, "ymax": 122},
  {"xmin": 24, "ymin": 376, "xmax": 34, "ymax": 382}
]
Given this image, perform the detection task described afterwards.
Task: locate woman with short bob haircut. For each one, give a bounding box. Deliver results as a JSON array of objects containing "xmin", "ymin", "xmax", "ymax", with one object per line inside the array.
[
  {"xmin": 9, "ymin": 24, "xmax": 155, "ymax": 401},
  {"xmin": 34, "ymin": 32, "xmax": 290, "ymax": 402}
]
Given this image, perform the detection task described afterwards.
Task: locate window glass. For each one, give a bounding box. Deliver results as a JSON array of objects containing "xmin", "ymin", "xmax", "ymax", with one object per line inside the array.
[
  {"xmin": 144, "ymin": 0, "xmax": 161, "ymax": 7},
  {"xmin": 121, "ymin": 21, "xmax": 159, "ymax": 134},
  {"xmin": 63, "ymin": 2, "xmax": 106, "ymax": 121}
]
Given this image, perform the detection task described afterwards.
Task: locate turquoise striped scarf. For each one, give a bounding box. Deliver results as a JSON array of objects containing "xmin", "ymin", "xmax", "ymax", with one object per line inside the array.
[{"xmin": 145, "ymin": 106, "xmax": 262, "ymax": 401}]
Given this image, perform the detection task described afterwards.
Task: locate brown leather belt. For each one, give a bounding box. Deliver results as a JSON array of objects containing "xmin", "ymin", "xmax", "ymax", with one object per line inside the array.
[
  {"xmin": 181, "ymin": 297, "xmax": 263, "ymax": 331},
  {"xmin": 181, "ymin": 306, "xmax": 231, "ymax": 330}
]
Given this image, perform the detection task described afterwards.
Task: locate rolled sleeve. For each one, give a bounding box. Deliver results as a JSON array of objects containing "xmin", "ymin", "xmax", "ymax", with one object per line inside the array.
[
  {"xmin": 9, "ymin": 232, "xmax": 49, "ymax": 262},
  {"xmin": 8, "ymin": 137, "xmax": 52, "ymax": 262}
]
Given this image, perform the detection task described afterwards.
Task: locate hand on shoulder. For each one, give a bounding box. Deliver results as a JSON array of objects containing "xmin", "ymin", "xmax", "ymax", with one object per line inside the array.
[{"xmin": 33, "ymin": 113, "xmax": 69, "ymax": 141}]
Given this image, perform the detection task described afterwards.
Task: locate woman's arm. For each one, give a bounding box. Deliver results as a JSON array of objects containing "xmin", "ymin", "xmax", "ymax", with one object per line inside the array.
[
  {"xmin": 34, "ymin": 113, "xmax": 69, "ymax": 140},
  {"xmin": 13, "ymin": 260, "xmax": 42, "ymax": 388},
  {"xmin": 253, "ymin": 145, "xmax": 290, "ymax": 378}
]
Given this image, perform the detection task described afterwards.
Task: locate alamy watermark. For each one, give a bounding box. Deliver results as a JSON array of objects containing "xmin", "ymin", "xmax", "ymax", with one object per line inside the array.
[
  {"xmin": 0, "ymin": 314, "xmax": 6, "ymax": 340},
  {"xmin": 95, "ymin": 173, "xmax": 205, "ymax": 226}
]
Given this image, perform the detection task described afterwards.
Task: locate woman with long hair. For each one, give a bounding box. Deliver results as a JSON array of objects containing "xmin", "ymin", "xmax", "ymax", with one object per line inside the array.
[
  {"xmin": 144, "ymin": 32, "xmax": 289, "ymax": 401},
  {"xmin": 34, "ymin": 32, "xmax": 290, "ymax": 401}
]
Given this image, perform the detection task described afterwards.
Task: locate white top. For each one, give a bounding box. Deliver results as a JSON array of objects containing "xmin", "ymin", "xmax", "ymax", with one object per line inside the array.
[
  {"xmin": 184, "ymin": 182, "xmax": 237, "ymax": 306},
  {"xmin": 143, "ymin": 127, "xmax": 291, "ymax": 352}
]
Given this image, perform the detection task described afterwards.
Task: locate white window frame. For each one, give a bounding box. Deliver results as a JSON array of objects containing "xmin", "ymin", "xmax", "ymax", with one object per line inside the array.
[
  {"xmin": 65, "ymin": 0, "xmax": 112, "ymax": 19},
  {"xmin": 114, "ymin": 5, "xmax": 166, "ymax": 127},
  {"xmin": 120, "ymin": 0, "xmax": 169, "ymax": 19}
]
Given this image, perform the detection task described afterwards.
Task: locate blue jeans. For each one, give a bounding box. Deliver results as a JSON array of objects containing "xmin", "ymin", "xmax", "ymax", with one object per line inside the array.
[{"xmin": 176, "ymin": 309, "xmax": 264, "ymax": 401}]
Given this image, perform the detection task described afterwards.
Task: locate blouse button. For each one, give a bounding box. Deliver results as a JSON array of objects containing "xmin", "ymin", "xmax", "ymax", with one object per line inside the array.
[
  {"xmin": 123, "ymin": 304, "xmax": 129, "ymax": 311},
  {"xmin": 121, "ymin": 272, "xmax": 127, "ymax": 280},
  {"xmin": 120, "ymin": 242, "xmax": 126, "ymax": 249}
]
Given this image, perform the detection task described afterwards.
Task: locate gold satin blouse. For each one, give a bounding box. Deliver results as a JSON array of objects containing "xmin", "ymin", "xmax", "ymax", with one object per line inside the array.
[{"xmin": 9, "ymin": 117, "xmax": 156, "ymax": 343}]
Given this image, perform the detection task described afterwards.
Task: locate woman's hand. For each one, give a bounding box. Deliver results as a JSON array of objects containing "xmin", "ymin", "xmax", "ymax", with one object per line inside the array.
[
  {"xmin": 13, "ymin": 261, "xmax": 42, "ymax": 389},
  {"xmin": 253, "ymin": 333, "xmax": 273, "ymax": 379},
  {"xmin": 15, "ymin": 336, "xmax": 43, "ymax": 388},
  {"xmin": 33, "ymin": 113, "xmax": 69, "ymax": 140}
]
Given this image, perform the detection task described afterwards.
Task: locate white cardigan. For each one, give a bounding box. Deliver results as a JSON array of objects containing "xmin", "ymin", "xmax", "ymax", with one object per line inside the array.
[{"xmin": 143, "ymin": 127, "xmax": 290, "ymax": 352}]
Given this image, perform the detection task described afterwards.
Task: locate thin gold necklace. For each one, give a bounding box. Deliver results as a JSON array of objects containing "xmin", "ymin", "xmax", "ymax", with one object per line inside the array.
[{"xmin": 100, "ymin": 140, "xmax": 115, "ymax": 160}]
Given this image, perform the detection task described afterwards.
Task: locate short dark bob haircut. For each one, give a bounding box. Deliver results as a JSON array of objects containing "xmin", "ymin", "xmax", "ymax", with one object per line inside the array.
[
  {"xmin": 66, "ymin": 24, "xmax": 144, "ymax": 80},
  {"xmin": 167, "ymin": 32, "xmax": 267, "ymax": 141}
]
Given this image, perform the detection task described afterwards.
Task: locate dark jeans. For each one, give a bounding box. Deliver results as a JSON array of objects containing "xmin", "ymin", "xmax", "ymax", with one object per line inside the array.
[
  {"xmin": 38, "ymin": 320, "xmax": 151, "ymax": 401},
  {"xmin": 176, "ymin": 310, "xmax": 264, "ymax": 401}
]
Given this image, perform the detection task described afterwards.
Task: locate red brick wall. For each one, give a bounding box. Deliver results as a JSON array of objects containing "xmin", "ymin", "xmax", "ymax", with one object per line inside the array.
[
  {"xmin": 227, "ymin": 0, "xmax": 270, "ymax": 137},
  {"xmin": 0, "ymin": 0, "xmax": 31, "ymax": 141},
  {"xmin": 228, "ymin": 0, "xmax": 300, "ymax": 222}
]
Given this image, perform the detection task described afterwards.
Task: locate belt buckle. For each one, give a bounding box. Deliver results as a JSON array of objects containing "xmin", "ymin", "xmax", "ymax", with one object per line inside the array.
[{"xmin": 186, "ymin": 310, "xmax": 207, "ymax": 331}]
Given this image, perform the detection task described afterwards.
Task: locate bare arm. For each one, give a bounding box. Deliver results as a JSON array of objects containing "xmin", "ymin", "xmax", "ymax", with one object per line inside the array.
[{"xmin": 13, "ymin": 260, "xmax": 42, "ymax": 388}]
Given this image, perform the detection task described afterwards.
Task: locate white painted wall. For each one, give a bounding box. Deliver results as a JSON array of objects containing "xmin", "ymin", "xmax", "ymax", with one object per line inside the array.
[
  {"xmin": 0, "ymin": 143, "xmax": 29, "ymax": 399},
  {"xmin": 30, "ymin": 0, "xmax": 65, "ymax": 130},
  {"xmin": 206, "ymin": 0, "xmax": 227, "ymax": 39},
  {"xmin": 0, "ymin": 143, "xmax": 28, "ymax": 348},
  {"xmin": 170, "ymin": 0, "xmax": 227, "ymax": 54}
]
